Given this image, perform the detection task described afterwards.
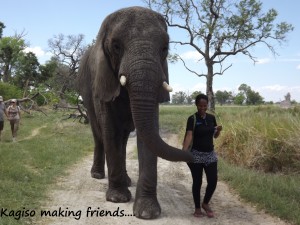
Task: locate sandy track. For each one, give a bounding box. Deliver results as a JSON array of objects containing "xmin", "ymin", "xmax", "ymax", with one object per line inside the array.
[{"xmin": 35, "ymin": 134, "xmax": 289, "ymax": 225}]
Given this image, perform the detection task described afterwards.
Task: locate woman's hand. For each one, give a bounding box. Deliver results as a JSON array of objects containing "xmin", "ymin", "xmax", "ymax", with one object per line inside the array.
[
  {"xmin": 214, "ymin": 125, "xmax": 222, "ymax": 138},
  {"xmin": 215, "ymin": 125, "xmax": 222, "ymax": 132}
]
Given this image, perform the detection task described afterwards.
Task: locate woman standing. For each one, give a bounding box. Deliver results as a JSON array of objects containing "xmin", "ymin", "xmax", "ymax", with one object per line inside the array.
[
  {"xmin": 0, "ymin": 96, "xmax": 8, "ymax": 141},
  {"xmin": 182, "ymin": 94, "xmax": 222, "ymax": 218},
  {"xmin": 7, "ymin": 99, "xmax": 21, "ymax": 142}
]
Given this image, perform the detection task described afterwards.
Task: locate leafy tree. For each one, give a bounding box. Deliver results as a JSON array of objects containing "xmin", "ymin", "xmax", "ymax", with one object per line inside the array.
[
  {"xmin": 233, "ymin": 92, "xmax": 245, "ymax": 105},
  {"xmin": 215, "ymin": 90, "xmax": 232, "ymax": 105},
  {"xmin": 190, "ymin": 91, "xmax": 203, "ymax": 102},
  {"xmin": 172, "ymin": 91, "xmax": 187, "ymax": 104},
  {"xmin": 0, "ymin": 37, "xmax": 26, "ymax": 82},
  {"xmin": 145, "ymin": 0, "xmax": 294, "ymax": 111},
  {"xmin": 238, "ymin": 83, "xmax": 263, "ymax": 105},
  {"xmin": 246, "ymin": 89, "xmax": 264, "ymax": 105},
  {"xmin": 186, "ymin": 93, "xmax": 193, "ymax": 104},
  {"xmin": 39, "ymin": 59, "xmax": 58, "ymax": 87},
  {"xmin": 13, "ymin": 52, "xmax": 40, "ymax": 96}
]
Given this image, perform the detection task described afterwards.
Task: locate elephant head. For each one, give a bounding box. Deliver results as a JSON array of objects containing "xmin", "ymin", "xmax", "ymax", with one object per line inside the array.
[{"xmin": 78, "ymin": 6, "xmax": 192, "ymax": 163}]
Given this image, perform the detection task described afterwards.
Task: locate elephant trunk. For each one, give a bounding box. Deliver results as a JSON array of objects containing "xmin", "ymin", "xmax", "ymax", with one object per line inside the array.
[{"xmin": 129, "ymin": 92, "xmax": 193, "ymax": 162}]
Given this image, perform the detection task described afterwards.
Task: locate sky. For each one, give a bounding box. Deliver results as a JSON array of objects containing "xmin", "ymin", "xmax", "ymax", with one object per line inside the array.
[{"xmin": 1, "ymin": 0, "xmax": 300, "ymax": 102}]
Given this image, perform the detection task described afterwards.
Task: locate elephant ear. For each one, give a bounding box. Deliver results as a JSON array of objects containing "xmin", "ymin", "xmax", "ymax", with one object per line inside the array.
[
  {"xmin": 158, "ymin": 60, "xmax": 171, "ymax": 103},
  {"xmin": 91, "ymin": 17, "xmax": 120, "ymax": 102}
]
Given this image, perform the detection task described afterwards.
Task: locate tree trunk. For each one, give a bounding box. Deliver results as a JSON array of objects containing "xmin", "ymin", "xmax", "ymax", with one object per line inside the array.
[
  {"xmin": 206, "ymin": 63, "xmax": 215, "ymax": 112},
  {"xmin": 23, "ymin": 79, "xmax": 30, "ymax": 97},
  {"xmin": 2, "ymin": 64, "xmax": 10, "ymax": 82}
]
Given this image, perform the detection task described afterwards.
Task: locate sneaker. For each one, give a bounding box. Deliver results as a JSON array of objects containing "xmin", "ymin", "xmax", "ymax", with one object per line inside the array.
[{"xmin": 12, "ymin": 137, "xmax": 16, "ymax": 142}]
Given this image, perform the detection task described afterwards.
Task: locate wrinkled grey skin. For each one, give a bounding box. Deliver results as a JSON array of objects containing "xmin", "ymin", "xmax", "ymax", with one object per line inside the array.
[{"xmin": 77, "ymin": 6, "xmax": 193, "ymax": 219}]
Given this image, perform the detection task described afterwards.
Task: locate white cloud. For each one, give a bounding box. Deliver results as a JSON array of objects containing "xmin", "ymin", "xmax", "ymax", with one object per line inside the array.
[
  {"xmin": 191, "ymin": 82, "xmax": 206, "ymax": 92},
  {"xmin": 256, "ymin": 58, "xmax": 271, "ymax": 64},
  {"xmin": 180, "ymin": 51, "xmax": 203, "ymax": 62},
  {"xmin": 260, "ymin": 84, "xmax": 288, "ymax": 91},
  {"xmin": 24, "ymin": 46, "xmax": 46, "ymax": 57},
  {"xmin": 23, "ymin": 46, "xmax": 52, "ymax": 63},
  {"xmin": 171, "ymin": 82, "xmax": 206, "ymax": 94},
  {"xmin": 256, "ymin": 85, "xmax": 300, "ymax": 102},
  {"xmin": 297, "ymin": 64, "xmax": 300, "ymax": 70}
]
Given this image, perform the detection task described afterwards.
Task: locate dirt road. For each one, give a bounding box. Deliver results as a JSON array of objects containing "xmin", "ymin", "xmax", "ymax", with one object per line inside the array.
[{"xmin": 35, "ymin": 134, "xmax": 289, "ymax": 225}]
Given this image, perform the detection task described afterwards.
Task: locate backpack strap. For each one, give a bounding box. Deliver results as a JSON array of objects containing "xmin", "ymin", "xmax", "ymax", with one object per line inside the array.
[{"xmin": 187, "ymin": 113, "xmax": 197, "ymax": 151}]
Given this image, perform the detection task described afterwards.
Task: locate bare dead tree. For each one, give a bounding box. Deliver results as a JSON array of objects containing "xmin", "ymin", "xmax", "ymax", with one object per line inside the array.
[
  {"xmin": 48, "ymin": 34, "xmax": 88, "ymax": 101},
  {"xmin": 4, "ymin": 92, "xmax": 48, "ymax": 115}
]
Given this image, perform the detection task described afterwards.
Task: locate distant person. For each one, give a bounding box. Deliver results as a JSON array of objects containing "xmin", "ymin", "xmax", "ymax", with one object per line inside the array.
[
  {"xmin": 0, "ymin": 96, "xmax": 8, "ymax": 141},
  {"xmin": 182, "ymin": 94, "xmax": 222, "ymax": 218},
  {"xmin": 7, "ymin": 99, "xmax": 21, "ymax": 142}
]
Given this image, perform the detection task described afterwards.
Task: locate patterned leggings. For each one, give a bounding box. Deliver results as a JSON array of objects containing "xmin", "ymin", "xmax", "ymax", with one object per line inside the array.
[{"xmin": 187, "ymin": 162, "xmax": 218, "ymax": 208}]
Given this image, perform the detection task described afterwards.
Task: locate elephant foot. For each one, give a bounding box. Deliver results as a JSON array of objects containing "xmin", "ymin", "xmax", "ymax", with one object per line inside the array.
[
  {"xmin": 91, "ymin": 171, "xmax": 105, "ymax": 179},
  {"xmin": 106, "ymin": 187, "xmax": 131, "ymax": 203},
  {"xmin": 133, "ymin": 197, "xmax": 161, "ymax": 219}
]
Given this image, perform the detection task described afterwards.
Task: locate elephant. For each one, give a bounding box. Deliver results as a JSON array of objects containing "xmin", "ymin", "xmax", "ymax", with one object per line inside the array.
[{"xmin": 77, "ymin": 6, "xmax": 193, "ymax": 219}]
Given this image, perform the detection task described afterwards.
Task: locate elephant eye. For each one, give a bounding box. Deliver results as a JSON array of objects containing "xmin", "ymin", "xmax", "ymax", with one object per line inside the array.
[
  {"xmin": 112, "ymin": 41, "xmax": 122, "ymax": 55},
  {"xmin": 162, "ymin": 46, "xmax": 168, "ymax": 59}
]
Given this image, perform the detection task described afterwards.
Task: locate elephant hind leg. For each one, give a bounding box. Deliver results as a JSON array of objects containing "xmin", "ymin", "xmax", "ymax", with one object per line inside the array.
[
  {"xmin": 90, "ymin": 116, "xmax": 106, "ymax": 179},
  {"xmin": 91, "ymin": 149, "xmax": 105, "ymax": 179},
  {"xmin": 91, "ymin": 144, "xmax": 105, "ymax": 180}
]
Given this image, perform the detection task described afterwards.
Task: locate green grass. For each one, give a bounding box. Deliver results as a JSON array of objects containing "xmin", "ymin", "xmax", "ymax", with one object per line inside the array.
[
  {"xmin": 219, "ymin": 159, "xmax": 300, "ymax": 225},
  {"xmin": 0, "ymin": 110, "xmax": 93, "ymax": 225}
]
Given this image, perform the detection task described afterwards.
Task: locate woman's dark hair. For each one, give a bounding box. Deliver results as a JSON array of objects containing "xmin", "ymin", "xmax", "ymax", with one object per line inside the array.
[{"xmin": 195, "ymin": 94, "xmax": 208, "ymax": 105}]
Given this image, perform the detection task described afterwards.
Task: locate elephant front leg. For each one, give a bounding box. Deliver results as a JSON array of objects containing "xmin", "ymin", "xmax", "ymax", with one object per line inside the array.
[
  {"xmin": 133, "ymin": 134, "xmax": 161, "ymax": 219},
  {"xmin": 105, "ymin": 136, "xmax": 131, "ymax": 203}
]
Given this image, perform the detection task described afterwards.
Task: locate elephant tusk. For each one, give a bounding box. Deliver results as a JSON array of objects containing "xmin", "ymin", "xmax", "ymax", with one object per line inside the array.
[
  {"xmin": 162, "ymin": 81, "xmax": 173, "ymax": 92},
  {"xmin": 120, "ymin": 75, "xmax": 127, "ymax": 86}
]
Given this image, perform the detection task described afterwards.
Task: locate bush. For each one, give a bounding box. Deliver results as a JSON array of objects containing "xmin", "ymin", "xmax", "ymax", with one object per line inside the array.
[{"xmin": 0, "ymin": 82, "xmax": 22, "ymax": 101}]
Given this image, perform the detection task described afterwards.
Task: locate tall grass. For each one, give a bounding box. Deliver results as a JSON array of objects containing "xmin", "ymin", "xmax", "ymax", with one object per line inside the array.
[
  {"xmin": 216, "ymin": 105, "xmax": 300, "ymax": 173},
  {"xmin": 0, "ymin": 110, "xmax": 93, "ymax": 225}
]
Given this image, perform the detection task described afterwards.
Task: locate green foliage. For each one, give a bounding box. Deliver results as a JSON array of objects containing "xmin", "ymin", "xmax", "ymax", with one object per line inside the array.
[
  {"xmin": 0, "ymin": 82, "xmax": 22, "ymax": 100},
  {"xmin": 237, "ymin": 83, "xmax": 264, "ymax": 105},
  {"xmin": 233, "ymin": 92, "xmax": 245, "ymax": 105},
  {"xmin": 171, "ymin": 91, "xmax": 187, "ymax": 104},
  {"xmin": 0, "ymin": 36, "xmax": 26, "ymax": 82},
  {"xmin": 13, "ymin": 52, "xmax": 40, "ymax": 95},
  {"xmin": 215, "ymin": 90, "xmax": 232, "ymax": 105}
]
